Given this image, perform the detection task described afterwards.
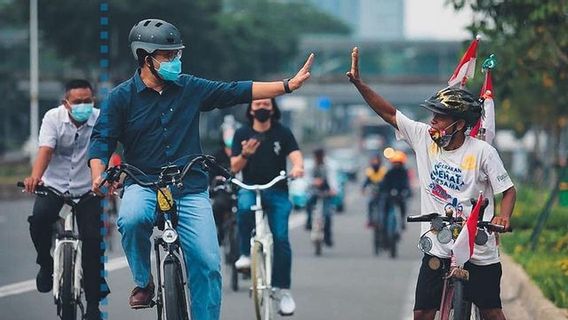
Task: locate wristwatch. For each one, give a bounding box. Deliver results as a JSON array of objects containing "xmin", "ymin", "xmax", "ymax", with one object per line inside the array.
[{"xmin": 283, "ymin": 78, "xmax": 292, "ymax": 94}]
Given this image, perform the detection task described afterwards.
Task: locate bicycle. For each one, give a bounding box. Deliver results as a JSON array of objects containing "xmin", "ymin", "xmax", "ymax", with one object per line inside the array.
[
  {"xmin": 406, "ymin": 194, "xmax": 510, "ymax": 320},
  {"xmin": 17, "ymin": 182, "xmax": 97, "ymax": 320},
  {"xmin": 211, "ymin": 178, "xmax": 240, "ymax": 291},
  {"xmin": 228, "ymin": 171, "xmax": 288, "ymax": 320},
  {"xmin": 309, "ymin": 190, "xmax": 333, "ymax": 256},
  {"xmin": 371, "ymin": 189, "xmax": 401, "ymax": 258},
  {"xmin": 101, "ymin": 154, "xmax": 227, "ymax": 320}
]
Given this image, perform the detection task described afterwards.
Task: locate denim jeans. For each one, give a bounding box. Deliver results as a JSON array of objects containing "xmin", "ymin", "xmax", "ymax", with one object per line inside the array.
[
  {"xmin": 117, "ymin": 184, "xmax": 221, "ymax": 320},
  {"xmin": 237, "ymin": 189, "xmax": 292, "ymax": 289}
]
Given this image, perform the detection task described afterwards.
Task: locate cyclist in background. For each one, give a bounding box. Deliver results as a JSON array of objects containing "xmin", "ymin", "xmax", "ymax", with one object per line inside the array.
[
  {"xmin": 23, "ymin": 79, "xmax": 109, "ymax": 320},
  {"xmin": 210, "ymin": 116, "xmax": 238, "ymax": 243},
  {"xmin": 361, "ymin": 154, "xmax": 387, "ymax": 227},
  {"xmin": 381, "ymin": 151, "xmax": 411, "ymax": 229},
  {"xmin": 231, "ymin": 98, "xmax": 304, "ymax": 316},
  {"xmin": 347, "ymin": 47, "xmax": 516, "ymax": 320},
  {"xmin": 305, "ymin": 148, "xmax": 337, "ymax": 247}
]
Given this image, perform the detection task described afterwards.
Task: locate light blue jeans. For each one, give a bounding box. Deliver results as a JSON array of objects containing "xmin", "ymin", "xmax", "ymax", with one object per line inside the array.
[{"xmin": 117, "ymin": 184, "xmax": 221, "ymax": 320}]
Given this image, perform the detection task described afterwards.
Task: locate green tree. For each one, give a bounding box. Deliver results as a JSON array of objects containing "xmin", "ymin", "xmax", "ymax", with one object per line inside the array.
[
  {"xmin": 2, "ymin": 0, "xmax": 348, "ymax": 81},
  {"xmin": 449, "ymin": 0, "xmax": 568, "ymax": 178}
]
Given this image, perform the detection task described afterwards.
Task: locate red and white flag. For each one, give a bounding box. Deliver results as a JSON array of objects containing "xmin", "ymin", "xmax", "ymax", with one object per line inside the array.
[
  {"xmin": 470, "ymin": 58, "xmax": 496, "ymax": 143},
  {"xmin": 453, "ymin": 193, "xmax": 484, "ymax": 266},
  {"xmin": 448, "ymin": 35, "xmax": 481, "ymax": 88}
]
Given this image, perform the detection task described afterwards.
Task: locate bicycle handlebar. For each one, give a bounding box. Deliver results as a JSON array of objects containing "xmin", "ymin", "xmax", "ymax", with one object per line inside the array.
[
  {"xmin": 17, "ymin": 181, "xmax": 96, "ymax": 206},
  {"xmin": 100, "ymin": 154, "xmax": 230, "ymax": 189},
  {"xmin": 406, "ymin": 213, "xmax": 512, "ymax": 232},
  {"xmin": 229, "ymin": 171, "xmax": 288, "ymax": 191}
]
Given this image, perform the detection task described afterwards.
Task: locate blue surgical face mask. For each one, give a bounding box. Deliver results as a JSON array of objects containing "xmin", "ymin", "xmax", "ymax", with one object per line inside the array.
[
  {"xmin": 153, "ymin": 56, "xmax": 182, "ymax": 81},
  {"xmin": 69, "ymin": 103, "xmax": 94, "ymax": 122}
]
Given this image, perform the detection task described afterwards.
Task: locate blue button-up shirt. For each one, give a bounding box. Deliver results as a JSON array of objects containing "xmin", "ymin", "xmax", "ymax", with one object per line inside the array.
[{"xmin": 89, "ymin": 70, "xmax": 252, "ymax": 193}]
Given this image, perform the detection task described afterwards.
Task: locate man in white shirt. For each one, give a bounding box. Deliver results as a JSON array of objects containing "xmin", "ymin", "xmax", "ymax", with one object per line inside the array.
[
  {"xmin": 23, "ymin": 80, "xmax": 109, "ymax": 320},
  {"xmin": 347, "ymin": 47, "xmax": 516, "ymax": 320}
]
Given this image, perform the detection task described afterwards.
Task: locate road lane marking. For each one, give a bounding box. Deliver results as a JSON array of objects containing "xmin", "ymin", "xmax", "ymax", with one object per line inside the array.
[{"xmin": 0, "ymin": 213, "xmax": 308, "ymax": 299}]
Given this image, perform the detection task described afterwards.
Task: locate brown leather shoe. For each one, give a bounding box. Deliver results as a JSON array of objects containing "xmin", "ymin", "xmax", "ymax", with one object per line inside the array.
[{"xmin": 129, "ymin": 280, "xmax": 155, "ymax": 309}]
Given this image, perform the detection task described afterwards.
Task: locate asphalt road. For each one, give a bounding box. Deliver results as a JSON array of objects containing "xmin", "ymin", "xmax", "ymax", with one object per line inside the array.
[{"xmin": 0, "ymin": 182, "xmax": 423, "ymax": 320}]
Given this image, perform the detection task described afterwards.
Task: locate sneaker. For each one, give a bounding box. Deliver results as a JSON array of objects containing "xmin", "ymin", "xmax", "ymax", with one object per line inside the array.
[
  {"xmin": 36, "ymin": 266, "xmax": 53, "ymax": 293},
  {"xmin": 128, "ymin": 279, "xmax": 155, "ymax": 309},
  {"xmin": 235, "ymin": 255, "xmax": 251, "ymax": 271},
  {"xmin": 278, "ymin": 289, "xmax": 296, "ymax": 316}
]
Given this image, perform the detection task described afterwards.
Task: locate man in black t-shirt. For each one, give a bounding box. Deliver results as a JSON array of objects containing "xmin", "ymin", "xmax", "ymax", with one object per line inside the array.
[{"xmin": 231, "ymin": 98, "xmax": 304, "ymax": 316}]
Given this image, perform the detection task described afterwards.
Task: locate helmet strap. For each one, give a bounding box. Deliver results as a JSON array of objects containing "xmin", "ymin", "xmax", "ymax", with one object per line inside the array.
[{"xmin": 146, "ymin": 56, "xmax": 165, "ymax": 84}]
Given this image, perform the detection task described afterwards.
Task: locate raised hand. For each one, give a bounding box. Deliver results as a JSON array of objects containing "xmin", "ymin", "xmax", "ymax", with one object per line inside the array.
[
  {"xmin": 346, "ymin": 47, "xmax": 360, "ymax": 83},
  {"xmin": 289, "ymin": 53, "xmax": 315, "ymax": 91}
]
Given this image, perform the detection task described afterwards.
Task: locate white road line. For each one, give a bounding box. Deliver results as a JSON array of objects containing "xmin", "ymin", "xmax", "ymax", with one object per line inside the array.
[{"xmin": 0, "ymin": 213, "xmax": 308, "ymax": 299}]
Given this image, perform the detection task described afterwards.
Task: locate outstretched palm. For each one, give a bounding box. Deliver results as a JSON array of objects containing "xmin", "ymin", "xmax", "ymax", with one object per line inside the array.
[
  {"xmin": 290, "ymin": 53, "xmax": 315, "ymax": 90},
  {"xmin": 346, "ymin": 47, "xmax": 360, "ymax": 83}
]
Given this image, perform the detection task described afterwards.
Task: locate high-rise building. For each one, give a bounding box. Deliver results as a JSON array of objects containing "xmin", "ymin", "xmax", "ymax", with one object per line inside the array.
[{"xmin": 306, "ymin": 0, "xmax": 404, "ymax": 40}]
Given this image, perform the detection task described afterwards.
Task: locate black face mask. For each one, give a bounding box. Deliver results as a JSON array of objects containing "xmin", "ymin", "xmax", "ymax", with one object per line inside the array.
[
  {"xmin": 253, "ymin": 109, "xmax": 272, "ymax": 122},
  {"xmin": 371, "ymin": 164, "xmax": 380, "ymax": 170}
]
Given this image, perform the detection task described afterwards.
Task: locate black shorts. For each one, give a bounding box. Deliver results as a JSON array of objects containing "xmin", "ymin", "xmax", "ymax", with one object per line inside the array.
[{"xmin": 414, "ymin": 254, "xmax": 503, "ymax": 311}]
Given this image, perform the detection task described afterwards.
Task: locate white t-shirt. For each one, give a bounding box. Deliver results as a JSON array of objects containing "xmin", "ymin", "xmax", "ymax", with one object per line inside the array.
[{"xmin": 395, "ymin": 111, "xmax": 514, "ymax": 265}]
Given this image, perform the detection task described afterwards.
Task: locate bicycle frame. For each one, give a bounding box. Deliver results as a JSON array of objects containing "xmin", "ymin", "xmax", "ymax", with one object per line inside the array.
[{"xmin": 250, "ymin": 188, "xmax": 274, "ymax": 292}]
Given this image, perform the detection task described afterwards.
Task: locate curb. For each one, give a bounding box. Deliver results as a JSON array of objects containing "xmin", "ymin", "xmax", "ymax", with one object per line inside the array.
[{"xmin": 501, "ymin": 253, "xmax": 568, "ymax": 319}]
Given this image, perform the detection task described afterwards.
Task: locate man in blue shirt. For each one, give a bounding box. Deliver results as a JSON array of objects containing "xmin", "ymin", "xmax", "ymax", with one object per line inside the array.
[{"xmin": 89, "ymin": 19, "xmax": 313, "ymax": 320}]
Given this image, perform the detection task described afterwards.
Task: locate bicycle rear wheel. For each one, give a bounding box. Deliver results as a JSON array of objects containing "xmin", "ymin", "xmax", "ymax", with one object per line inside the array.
[
  {"xmin": 251, "ymin": 241, "xmax": 272, "ymax": 320},
  {"xmin": 60, "ymin": 243, "xmax": 77, "ymax": 320},
  {"xmin": 163, "ymin": 256, "xmax": 190, "ymax": 320}
]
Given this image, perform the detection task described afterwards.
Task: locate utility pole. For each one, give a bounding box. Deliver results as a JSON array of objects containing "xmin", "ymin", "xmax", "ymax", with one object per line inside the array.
[{"xmin": 29, "ymin": 0, "xmax": 39, "ymax": 163}]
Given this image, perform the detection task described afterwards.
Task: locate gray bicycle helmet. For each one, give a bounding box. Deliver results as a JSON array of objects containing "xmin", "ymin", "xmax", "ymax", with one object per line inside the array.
[
  {"xmin": 128, "ymin": 18, "xmax": 185, "ymax": 59},
  {"xmin": 421, "ymin": 87, "xmax": 482, "ymax": 126}
]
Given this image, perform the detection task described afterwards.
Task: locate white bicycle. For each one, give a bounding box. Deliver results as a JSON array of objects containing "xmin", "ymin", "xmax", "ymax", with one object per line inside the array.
[
  {"xmin": 18, "ymin": 182, "xmax": 96, "ymax": 320},
  {"xmin": 229, "ymin": 171, "xmax": 288, "ymax": 320}
]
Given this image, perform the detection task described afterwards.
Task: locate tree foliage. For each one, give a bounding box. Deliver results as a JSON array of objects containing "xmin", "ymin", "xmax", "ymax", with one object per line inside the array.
[
  {"xmin": 2, "ymin": 0, "xmax": 348, "ymax": 81},
  {"xmin": 449, "ymin": 0, "xmax": 568, "ymax": 138}
]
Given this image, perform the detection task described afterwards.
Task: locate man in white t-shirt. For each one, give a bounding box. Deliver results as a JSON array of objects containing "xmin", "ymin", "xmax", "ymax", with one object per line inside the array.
[{"xmin": 347, "ymin": 47, "xmax": 516, "ymax": 320}]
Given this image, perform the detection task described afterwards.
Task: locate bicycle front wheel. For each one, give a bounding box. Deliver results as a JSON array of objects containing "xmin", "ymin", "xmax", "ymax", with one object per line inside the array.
[
  {"xmin": 228, "ymin": 225, "xmax": 240, "ymax": 292},
  {"xmin": 450, "ymin": 280, "xmax": 467, "ymax": 320},
  {"xmin": 163, "ymin": 257, "xmax": 190, "ymax": 320},
  {"xmin": 60, "ymin": 243, "xmax": 77, "ymax": 320},
  {"xmin": 251, "ymin": 241, "xmax": 272, "ymax": 320}
]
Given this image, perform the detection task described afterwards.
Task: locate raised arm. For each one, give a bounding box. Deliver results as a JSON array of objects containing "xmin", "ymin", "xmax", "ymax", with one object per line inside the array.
[
  {"xmin": 346, "ymin": 47, "xmax": 397, "ymax": 129},
  {"xmin": 252, "ymin": 53, "xmax": 314, "ymax": 100}
]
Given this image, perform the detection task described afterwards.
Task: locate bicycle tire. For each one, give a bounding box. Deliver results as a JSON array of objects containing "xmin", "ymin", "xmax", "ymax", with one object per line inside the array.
[
  {"xmin": 373, "ymin": 226, "xmax": 380, "ymax": 255},
  {"xmin": 60, "ymin": 243, "xmax": 77, "ymax": 320},
  {"xmin": 163, "ymin": 257, "xmax": 190, "ymax": 320},
  {"xmin": 451, "ymin": 280, "xmax": 467, "ymax": 320},
  {"xmin": 387, "ymin": 208, "xmax": 398, "ymax": 258},
  {"xmin": 229, "ymin": 226, "xmax": 239, "ymax": 292},
  {"xmin": 315, "ymin": 240, "xmax": 322, "ymax": 256},
  {"xmin": 251, "ymin": 241, "xmax": 272, "ymax": 320}
]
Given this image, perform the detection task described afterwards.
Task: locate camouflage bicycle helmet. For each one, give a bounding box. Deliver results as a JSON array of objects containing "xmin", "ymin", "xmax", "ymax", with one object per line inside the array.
[
  {"xmin": 421, "ymin": 87, "xmax": 483, "ymax": 127},
  {"xmin": 128, "ymin": 18, "xmax": 185, "ymax": 59}
]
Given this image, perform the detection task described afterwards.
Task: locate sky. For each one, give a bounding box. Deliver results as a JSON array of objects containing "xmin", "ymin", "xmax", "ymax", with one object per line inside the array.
[{"xmin": 405, "ymin": 0, "xmax": 474, "ymax": 40}]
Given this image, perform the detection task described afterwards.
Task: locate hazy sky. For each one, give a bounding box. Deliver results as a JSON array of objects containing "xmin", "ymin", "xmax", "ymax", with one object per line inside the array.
[{"xmin": 405, "ymin": 0, "xmax": 474, "ymax": 40}]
